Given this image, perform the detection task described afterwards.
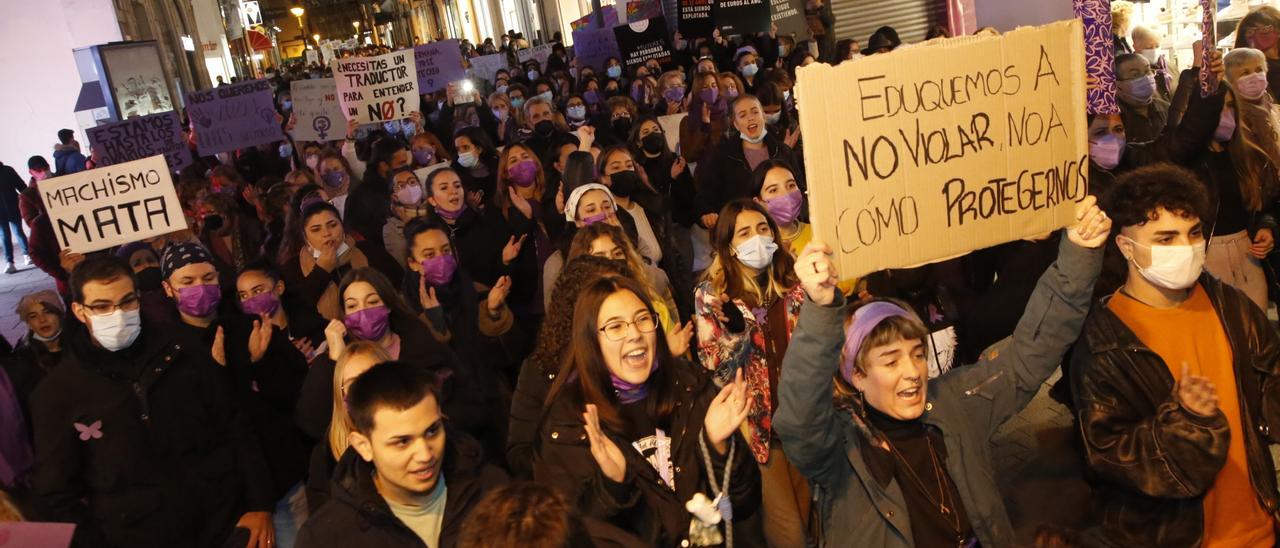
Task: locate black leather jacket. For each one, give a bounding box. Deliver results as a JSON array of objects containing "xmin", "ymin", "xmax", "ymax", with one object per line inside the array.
[{"xmin": 1070, "ymin": 275, "xmax": 1280, "ymax": 546}]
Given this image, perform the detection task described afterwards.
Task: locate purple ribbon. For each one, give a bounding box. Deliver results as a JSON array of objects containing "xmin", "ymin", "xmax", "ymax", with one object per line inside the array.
[{"xmin": 839, "ymin": 302, "xmax": 914, "ymax": 385}]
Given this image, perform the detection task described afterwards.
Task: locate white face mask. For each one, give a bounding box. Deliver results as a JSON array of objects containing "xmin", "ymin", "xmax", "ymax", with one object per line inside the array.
[
  {"xmin": 312, "ymin": 242, "xmax": 351, "ymax": 259},
  {"xmin": 88, "ymin": 308, "xmax": 142, "ymax": 352},
  {"xmin": 1121, "ymin": 236, "xmax": 1206, "ymax": 290},
  {"xmin": 734, "ymin": 234, "xmax": 778, "ymax": 270},
  {"xmin": 1138, "ymin": 48, "xmax": 1158, "ymax": 64}
]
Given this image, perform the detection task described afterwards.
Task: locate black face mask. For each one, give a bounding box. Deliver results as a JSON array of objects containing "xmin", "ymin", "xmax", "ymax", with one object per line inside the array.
[
  {"xmin": 202, "ymin": 214, "xmax": 225, "ymax": 233},
  {"xmin": 641, "ymin": 133, "xmax": 666, "ymax": 154},
  {"xmin": 534, "ymin": 119, "xmax": 555, "ymax": 137},
  {"xmin": 136, "ymin": 267, "xmax": 163, "ymax": 292},
  {"xmin": 609, "ymin": 170, "xmax": 642, "ymax": 198},
  {"xmin": 611, "ymin": 117, "xmax": 633, "ymax": 135}
]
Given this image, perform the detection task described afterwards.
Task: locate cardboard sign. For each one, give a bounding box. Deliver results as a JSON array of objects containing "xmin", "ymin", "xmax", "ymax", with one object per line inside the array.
[
  {"xmin": 41, "ymin": 155, "xmax": 188, "ymax": 253},
  {"xmin": 290, "ymin": 78, "xmax": 345, "ymax": 142},
  {"xmin": 658, "ymin": 113, "xmax": 686, "ymax": 152},
  {"xmin": 572, "ymin": 27, "xmax": 623, "ymax": 71},
  {"xmin": 714, "ymin": 0, "xmax": 770, "ymax": 36},
  {"xmin": 86, "ymin": 111, "xmax": 193, "ymax": 173},
  {"xmin": 334, "ymin": 50, "xmax": 419, "ymax": 123},
  {"xmin": 679, "ymin": 0, "xmax": 715, "ymax": 38},
  {"xmin": 794, "ymin": 20, "xmax": 1088, "ymax": 279},
  {"xmin": 771, "ymin": 0, "xmax": 808, "ymax": 38},
  {"xmin": 470, "ymin": 53, "xmax": 509, "ymax": 84},
  {"xmin": 626, "ymin": 0, "xmax": 664, "ymax": 23},
  {"xmin": 415, "ymin": 40, "xmax": 465, "ymax": 92},
  {"xmin": 185, "ymin": 79, "xmax": 283, "ymax": 156},
  {"xmin": 614, "ymin": 17, "xmax": 673, "ymax": 69}
]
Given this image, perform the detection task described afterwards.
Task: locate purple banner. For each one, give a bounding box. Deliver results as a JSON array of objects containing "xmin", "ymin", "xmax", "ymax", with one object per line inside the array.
[
  {"xmin": 185, "ymin": 79, "xmax": 283, "ymax": 156},
  {"xmin": 572, "ymin": 26, "xmax": 623, "ymax": 71},
  {"xmin": 1073, "ymin": 0, "xmax": 1118, "ymax": 115},
  {"xmin": 86, "ymin": 111, "xmax": 192, "ymax": 173},
  {"xmin": 1200, "ymin": 0, "xmax": 1218, "ymax": 97},
  {"xmin": 415, "ymin": 40, "xmax": 466, "ymax": 93}
]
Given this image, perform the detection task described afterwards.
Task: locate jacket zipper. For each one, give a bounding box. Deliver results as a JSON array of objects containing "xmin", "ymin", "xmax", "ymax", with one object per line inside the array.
[{"xmin": 963, "ymin": 370, "xmax": 1005, "ymax": 396}]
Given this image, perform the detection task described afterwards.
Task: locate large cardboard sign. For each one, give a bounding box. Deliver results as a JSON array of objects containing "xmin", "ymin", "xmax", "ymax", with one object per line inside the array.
[
  {"xmin": 572, "ymin": 27, "xmax": 623, "ymax": 71},
  {"xmin": 678, "ymin": 0, "xmax": 715, "ymax": 37},
  {"xmin": 41, "ymin": 155, "xmax": 187, "ymax": 253},
  {"xmin": 415, "ymin": 40, "xmax": 465, "ymax": 92},
  {"xmin": 614, "ymin": 17, "xmax": 673, "ymax": 69},
  {"xmin": 334, "ymin": 50, "xmax": 419, "ymax": 123},
  {"xmin": 713, "ymin": 0, "xmax": 770, "ymax": 35},
  {"xmin": 795, "ymin": 20, "xmax": 1087, "ymax": 279},
  {"xmin": 86, "ymin": 111, "xmax": 193, "ymax": 173},
  {"xmin": 290, "ymin": 78, "xmax": 346, "ymax": 142},
  {"xmin": 470, "ymin": 53, "xmax": 509, "ymax": 84},
  {"xmin": 185, "ymin": 79, "xmax": 283, "ymax": 156}
]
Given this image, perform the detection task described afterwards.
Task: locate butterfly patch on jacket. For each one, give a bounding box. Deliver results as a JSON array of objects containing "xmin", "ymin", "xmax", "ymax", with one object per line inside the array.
[{"xmin": 74, "ymin": 420, "xmax": 103, "ymax": 441}]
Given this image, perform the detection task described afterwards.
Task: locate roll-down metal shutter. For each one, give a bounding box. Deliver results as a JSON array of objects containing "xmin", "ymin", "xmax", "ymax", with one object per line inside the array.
[{"xmin": 829, "ymin": 0, "xmax": 949, "ymax": 45}]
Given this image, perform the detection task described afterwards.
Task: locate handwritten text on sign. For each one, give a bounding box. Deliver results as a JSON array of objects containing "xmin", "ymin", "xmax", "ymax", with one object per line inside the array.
[
  {"xmin": 795, "ymin": 20, "xmax": 1088, "ymax": 279},
  {"xmin": 290, "ymin": 78, "xmax": 346, "ymax": 142},
  {"xmin": 414, "ymin": 40, "xmax": 465, "ymax": 92},
  {"xmin": 185, "ymin": 79, "xmax": 283, "ymax": 156},
  {"xmin": 335, "ymin": 50, "xmax": 419, "ymax": 123},
  {"xmin": 41, "ymin": 155, "xmax": 187, "ymax": 253},
  {"xmin": 85, "ymin": 111, "xmax": 193, "ymax": 173}
]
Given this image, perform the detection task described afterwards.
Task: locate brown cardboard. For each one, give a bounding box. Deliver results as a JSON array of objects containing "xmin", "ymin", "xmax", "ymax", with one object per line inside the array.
[{"xmin": 795, "ymin": 19, "xmax": 1088, "ymax": 279}]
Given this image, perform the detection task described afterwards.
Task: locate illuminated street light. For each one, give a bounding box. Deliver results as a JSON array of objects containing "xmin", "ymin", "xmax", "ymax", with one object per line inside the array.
[{"xmin": 289, "ymin": 6, "xmax": 304, "ymax": 17}]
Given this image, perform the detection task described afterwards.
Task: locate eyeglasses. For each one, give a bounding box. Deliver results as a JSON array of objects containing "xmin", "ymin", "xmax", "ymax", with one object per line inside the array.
[
  {"xmin": 81, "ymin": 293, "xmax": 141, "ymax": 316},
  {"xmin": 599, "ymin": 312, "xmax": 657, "ymax": 342}
]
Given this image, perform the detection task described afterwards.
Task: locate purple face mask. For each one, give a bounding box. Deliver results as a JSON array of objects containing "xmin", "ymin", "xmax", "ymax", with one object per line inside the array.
[
  {"xmin": 507, "ymin": 159, "xmax": 539, "ymax": 187},
  {"xmin": 435, "ymin": 203, "xmax": 466, "ymax": 220},
  {"xmin": 420, "ymin": 254, "xmax": 458, "ymax": 286},
  {"xmin": 699, "ymin": 87, "xmax": 719, "ymax": 104},
  {"xmin": 663, "ymin": 87, "xmax": 685, "ymax": 103},
  {"xmin": 176, "ymin": 283, "xmax": 222, "ymax": 317},
  {"xmin": 241, "ymin": 291, "xmax": 281, "ymax": 317},
  {"xmin": 344, "ymin": 305, "xmax": 391, "ymax": 341},
  {"xmin": 1090, "ymin": 133, "xmax": 1125, "ymax": 170},
  {"xmin": 322, "ymin": 170, "xmax": 347, "ymax": 188},
  {"xmin": 412, "ymin": 148, "xmax": 435, "ymax": 166},
  {"xmin": 581, "ymin": 212, "xmax": 610, "ymax": 225},
  {"xmin": 765, "ymin": 190, "xmax": 804, "ymax": 225},
  {"xmin": 584, "ymin": 90, "xmax": 602, "ymax": 105}
]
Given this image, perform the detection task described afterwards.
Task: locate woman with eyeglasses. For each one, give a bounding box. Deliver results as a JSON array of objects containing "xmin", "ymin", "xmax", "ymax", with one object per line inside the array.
[{"xmin": 535, "ymin": 275, "xmax": 759, "ymax": 546}]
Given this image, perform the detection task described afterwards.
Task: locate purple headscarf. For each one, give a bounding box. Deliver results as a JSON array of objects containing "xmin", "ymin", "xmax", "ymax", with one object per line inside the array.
[{"xmin": 840, "ymin": 301, "xmax": 914, "ymax": 384}]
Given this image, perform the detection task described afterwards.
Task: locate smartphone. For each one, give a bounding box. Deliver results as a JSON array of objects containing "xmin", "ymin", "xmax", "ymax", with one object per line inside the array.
[{"xmin": 721, "ymin": 301, "xmax": 746, "ymax": 333}]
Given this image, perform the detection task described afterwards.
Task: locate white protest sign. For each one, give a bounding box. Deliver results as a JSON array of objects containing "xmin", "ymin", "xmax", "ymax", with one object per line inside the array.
[
  {"xmin": 305, "ymin": 50, "xmax": 318, "ymax": 65},
  {"xmin": 41, "ymin": 155, "xmax": 187, "ymax": 254},
  {"xmin": 320, "ymin": 43, "xmax": 335, "ymax": 66},
  {"xmin": 795, "ymin": 19, "xmax": 1088, "ymax": 279},
  {"xmin": 517, "ymin": 44, "xmax": 554, "ymax": 68},
  {"xmin": 470, "ymin": 53, "xmax": 509, "ymax": 84},
  {"xmin": 334, "ymin": 49, "xmax": 419, "ymax": 123},
  {"xmin": 291, "ymin": 78, "xmax": 346, "ymax": 142},
  {"xmin": 658, "ymin": 113, "xmax": 686, "ymax": 152}
]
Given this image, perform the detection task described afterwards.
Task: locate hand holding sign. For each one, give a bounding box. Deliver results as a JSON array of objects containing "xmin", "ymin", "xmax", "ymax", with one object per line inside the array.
[{"xmin": 334, "ymin": 50, "xmax": 420, "ymax": 124}]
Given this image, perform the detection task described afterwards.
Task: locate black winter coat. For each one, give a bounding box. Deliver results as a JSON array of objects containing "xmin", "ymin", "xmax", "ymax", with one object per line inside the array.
[
  {"xmin": 30, "ymin": 320, "xmax": 274, "ymax": 547},
  {"xmin": 296, "ymin": 430, "xmax": 507, "ymax": 548},
  {"xmin": 0, "ymin": 164, "xmax": 26, "ymax": 222},
  {"xmin": 694, "ymin": 133, "xmax": 804, "ymax": 220},
  {"xmin": 534, "ymin": 360, "xmax": 762, "ymax": 547}
]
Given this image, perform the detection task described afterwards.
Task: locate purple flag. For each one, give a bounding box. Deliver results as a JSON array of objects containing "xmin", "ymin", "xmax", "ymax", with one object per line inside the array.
[
  {"xmin": 86, "ymin": 111, "xmax": 192, "ymax": 174},
  {"xmin": 185, "ymin": 79, "xmax": 283, "ymax": 156},
  {"xmin": 1073, "ymin": 0, "xmax": 1119, "ymax": 115},
  {"xmin": 415, "ymin": 40, "xmax": 466, "ymax": 93},
  {"xmin": 1201, "ymin": 0, "xmax": 1218, "ymax": 97}
]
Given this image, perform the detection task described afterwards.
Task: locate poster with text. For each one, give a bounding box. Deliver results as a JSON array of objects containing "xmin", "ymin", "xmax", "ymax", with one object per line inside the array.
[
  {"xmin": 794, "ymin": 19, "xmax": 1087, "ymax": 279},
  {"xmin": 469, "ymin": 53, "xmax": 509, "ymax": 83},
  {"xmin": 334, "ymin": 50, "xmax": 419, "ymax": 123},
  {"xmin": 679, "ymin": 0, "xmax": 715, "ymax": 38},
  {"xmin": 415, "ymin": 40, "xmax": 465, "ymax": 92},
  {"xmin": 41, "ymin": 155, "xmax": 187, "ymax": 253},
  {"xmin": 290, "ymin": 78, "xmax": 346, "ymax": 142},
  {"xmin": 517, "ymin": 44, "xmax": 555, "ymax": 69},
  {"xmin": 305, "ymin": 50, "xmax": 319, "ymax": 65},
  {"xmin": 185, "ymin": 79, "xmax": 283, "ymax": 156},
  {"xmin": 86, "ymin": 111, "xmax": 192, "ymax": 173},
  {"xmin": 572, "ymin": 27, "xmax": 623, "ymax": 71},
  {"xmin": 770, "ymin": 0, "xmax": 807, "ymax": 38},
  {"xmin": 713, "ymin": 0, "xmax": 770, "ymax": 35},
  {"xmin": 614, "ymin": 17, "xmax": 673, "ymax": 69}
]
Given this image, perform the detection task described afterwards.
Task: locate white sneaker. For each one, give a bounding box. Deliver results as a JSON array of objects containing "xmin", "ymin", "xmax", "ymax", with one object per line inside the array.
[
  {"xmin": 21, "ymin": 255, "xmax": 29, "ymax": 266},
  {"xmin": 4, "ymin": 263, "xmax": 16, "ymax": 274}
]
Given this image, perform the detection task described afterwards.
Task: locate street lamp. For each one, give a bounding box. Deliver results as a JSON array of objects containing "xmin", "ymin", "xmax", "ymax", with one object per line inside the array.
[
  {"xmin": 289, "ymin": 6, "xmax": 304, "ymax": 18},
  {"xmin": 313, "ymin": 33, "xmax": 321, "ymax": 45}
]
